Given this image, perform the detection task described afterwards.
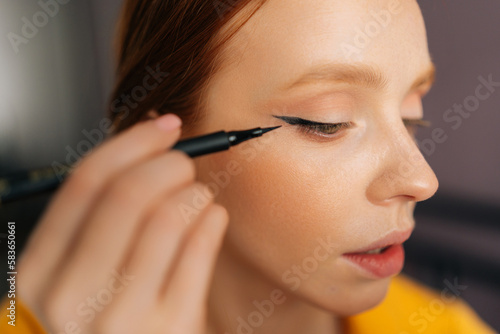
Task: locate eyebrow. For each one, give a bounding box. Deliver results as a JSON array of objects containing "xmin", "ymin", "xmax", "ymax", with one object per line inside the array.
[{"xmin": 280, "ymin": 61, "xmax": 436, "ymax": 94}]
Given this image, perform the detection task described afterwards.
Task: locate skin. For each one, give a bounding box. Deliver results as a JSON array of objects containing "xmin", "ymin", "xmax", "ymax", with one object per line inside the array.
[
  {"xmin": 15, "ymin": 1, "xmax": 438, "ymax": 334},
  {"xmin": 192, "ymin": 0, "xmax": 439, "ymax": 333},
  {"xmin": 17, "ymin": 115, "xmax": 230, "ymax": 333}
]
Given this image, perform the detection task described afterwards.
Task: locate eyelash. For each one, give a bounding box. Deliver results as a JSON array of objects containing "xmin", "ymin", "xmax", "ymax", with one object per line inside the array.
[
  {"xmin": 273, "ymin": 116, "xmax": 432, "ymax": 138},
  {"xmin": 299, "ymin": 121, "xmax": 352, "ymax": 137}
]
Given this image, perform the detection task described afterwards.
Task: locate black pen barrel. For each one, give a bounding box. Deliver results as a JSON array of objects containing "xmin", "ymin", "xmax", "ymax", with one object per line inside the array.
[
  {"xmin": 1, "ymin": 126, "xmax": 280, "ymax": 204},
  {"xmin": 172, "ymin": 131, "xmax": 230, "ymax": 157}
]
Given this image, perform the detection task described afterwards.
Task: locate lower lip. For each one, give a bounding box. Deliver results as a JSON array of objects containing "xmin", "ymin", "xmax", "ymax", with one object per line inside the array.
[{"xmin": 342, "ymin": 244, "xmax": 405, "ymax": 279}]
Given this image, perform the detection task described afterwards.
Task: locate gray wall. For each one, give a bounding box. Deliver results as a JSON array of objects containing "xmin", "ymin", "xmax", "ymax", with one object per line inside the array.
[
  {"xmin": 407, "ymin": 2, "xmax": 500, "ymax": 331},
  {"xmin": 417, "ymin": 0, "xmax": 500, "ymax": 206},
  {"xmin": 0, "ymin": 0, "xmax": 122, "ymax": 174}
]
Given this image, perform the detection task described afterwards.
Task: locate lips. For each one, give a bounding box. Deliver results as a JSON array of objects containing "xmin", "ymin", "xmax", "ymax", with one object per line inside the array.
[
  {"xmin": 342, "ymin": 228, "xmax": 413, "ymax": 255},
  {"xmin": 340, "ymin": 228, "xmax": 413, "ymax": 279}
]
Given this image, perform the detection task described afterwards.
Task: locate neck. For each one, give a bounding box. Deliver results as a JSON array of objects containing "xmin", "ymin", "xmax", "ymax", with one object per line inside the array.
[{"xmin": 206, "ymin": 240, "xmax": 343, "ymax": 334}]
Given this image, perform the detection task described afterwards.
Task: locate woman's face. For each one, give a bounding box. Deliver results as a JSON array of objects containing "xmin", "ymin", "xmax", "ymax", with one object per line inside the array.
[{"xmin": 194, "ymin": 0, "xmax": 439, "ymax": 316}]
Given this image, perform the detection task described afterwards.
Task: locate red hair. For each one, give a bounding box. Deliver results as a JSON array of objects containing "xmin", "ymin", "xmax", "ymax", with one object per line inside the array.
[{"xmin": 108, "ymin": 0, "xmax": 268, "ymax": 135}]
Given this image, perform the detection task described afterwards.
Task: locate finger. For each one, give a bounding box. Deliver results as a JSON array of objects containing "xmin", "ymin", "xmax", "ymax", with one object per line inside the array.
[
  {"xmin": 162, "ymin": 204, "xmax": 229, "ymax": 317},
  {"xmin": 18, "ymin": 114, "xmax": 182, "ymax": 303},
  {"xmin": 104, "ymin": 183, "xmax": 215, "ymax": 314},
  {"xmin": 53, "ymin": 150, "xmax": 197, "ymax": 303}
]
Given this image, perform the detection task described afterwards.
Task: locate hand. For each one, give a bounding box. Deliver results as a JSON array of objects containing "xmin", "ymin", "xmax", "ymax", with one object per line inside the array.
[{"xmin": 17, "ymin": 113, "xmax": 229, "ymax": 334}]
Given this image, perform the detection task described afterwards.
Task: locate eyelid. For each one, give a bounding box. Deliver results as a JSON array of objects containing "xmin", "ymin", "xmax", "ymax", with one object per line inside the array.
[
  {"xmin": 272, "ymin": 115, "xmax": 352, "ymax": 138},
  {"xmin": 272, "ymin": 115, "xmax": 340, "ymax": 126},
  {"xmin": 272, "ymin": 115, "xmax": 432, "ymax": 139}
]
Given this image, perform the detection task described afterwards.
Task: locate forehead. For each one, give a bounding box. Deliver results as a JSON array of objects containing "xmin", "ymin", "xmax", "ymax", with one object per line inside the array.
[{"xmin": 217, "ymin": 0, "xmax": 431, "ymax": 102}]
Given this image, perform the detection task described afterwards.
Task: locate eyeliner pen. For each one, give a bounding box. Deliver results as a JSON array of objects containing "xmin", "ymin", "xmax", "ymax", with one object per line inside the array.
[
  {"xmin": 0, "ymin": 125, "xmax": 282, "ymax": 204},
  {"xmin": 172, "ymin": 125, "xmax": 282, "ymax": 157}
]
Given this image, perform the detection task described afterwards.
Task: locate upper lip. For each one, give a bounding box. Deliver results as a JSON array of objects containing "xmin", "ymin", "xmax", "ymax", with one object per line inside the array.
[{"xmin": 342, "ymin": 228, "xmax": 413, "ymax": 254}]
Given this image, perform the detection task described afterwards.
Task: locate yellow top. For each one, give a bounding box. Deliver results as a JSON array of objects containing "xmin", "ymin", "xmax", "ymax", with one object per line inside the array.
[
  {"xmin": 0, "ymin": 274, "xmax": 496, "ymax": 333},
  {"xmin": 342, "ymin": 274, "xmax": 497, "ymax": 333}
]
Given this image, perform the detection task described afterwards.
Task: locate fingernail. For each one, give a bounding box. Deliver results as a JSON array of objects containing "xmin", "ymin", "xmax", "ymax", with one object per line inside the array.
[{"xmin": 155, "ymin": 113, "xmax": 182, "ymax": 131}]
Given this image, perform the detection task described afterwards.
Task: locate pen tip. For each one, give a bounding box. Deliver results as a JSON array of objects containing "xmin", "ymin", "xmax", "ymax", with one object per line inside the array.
[{"xmin": 261, "ymin": 125, "xmax": 282, "ymax": 134}]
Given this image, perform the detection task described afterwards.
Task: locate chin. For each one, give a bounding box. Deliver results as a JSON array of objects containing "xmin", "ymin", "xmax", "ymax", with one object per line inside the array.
[{"xmin": 303, "ymin": 275, "xmax": 393, "ymax": 317}]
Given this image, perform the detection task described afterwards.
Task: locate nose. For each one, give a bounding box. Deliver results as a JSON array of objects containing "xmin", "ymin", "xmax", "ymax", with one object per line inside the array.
[{"xmin": 366, "ymin": 119, "xmax": 439, "ymax": 205}]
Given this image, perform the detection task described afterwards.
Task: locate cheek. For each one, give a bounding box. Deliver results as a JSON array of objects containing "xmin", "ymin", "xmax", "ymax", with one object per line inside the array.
[{"xmin": 195, "ymin": 140, "xmax": 360, "ymax": 275}]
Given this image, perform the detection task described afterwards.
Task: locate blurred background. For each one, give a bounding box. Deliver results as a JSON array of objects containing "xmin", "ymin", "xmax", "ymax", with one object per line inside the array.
[{"xmin": 0, "ymin": 0, "xmax": 499, "ymax": 331}]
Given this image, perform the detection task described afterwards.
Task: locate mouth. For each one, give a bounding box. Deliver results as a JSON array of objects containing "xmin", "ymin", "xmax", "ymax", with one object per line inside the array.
[
  {"xmin": 341, "ymin": 229, "xmax": 413, "ymax": 279},
  {"xmin": 356, "ymin": 245, "xmax": 391, "ymax": 255}
]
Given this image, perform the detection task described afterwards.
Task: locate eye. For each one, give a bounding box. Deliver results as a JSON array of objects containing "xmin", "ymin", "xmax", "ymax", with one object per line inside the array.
[
  {"xmin": 272, "ymin": 115, "xmax": 353, "ymax": 138},
  {"xmin": 403, "ymin": 118, "xmax": 432, "ymax": 138},
  {"xmin": 298, "ymin": 122, "xmax": 352, "ymax": 137}
]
